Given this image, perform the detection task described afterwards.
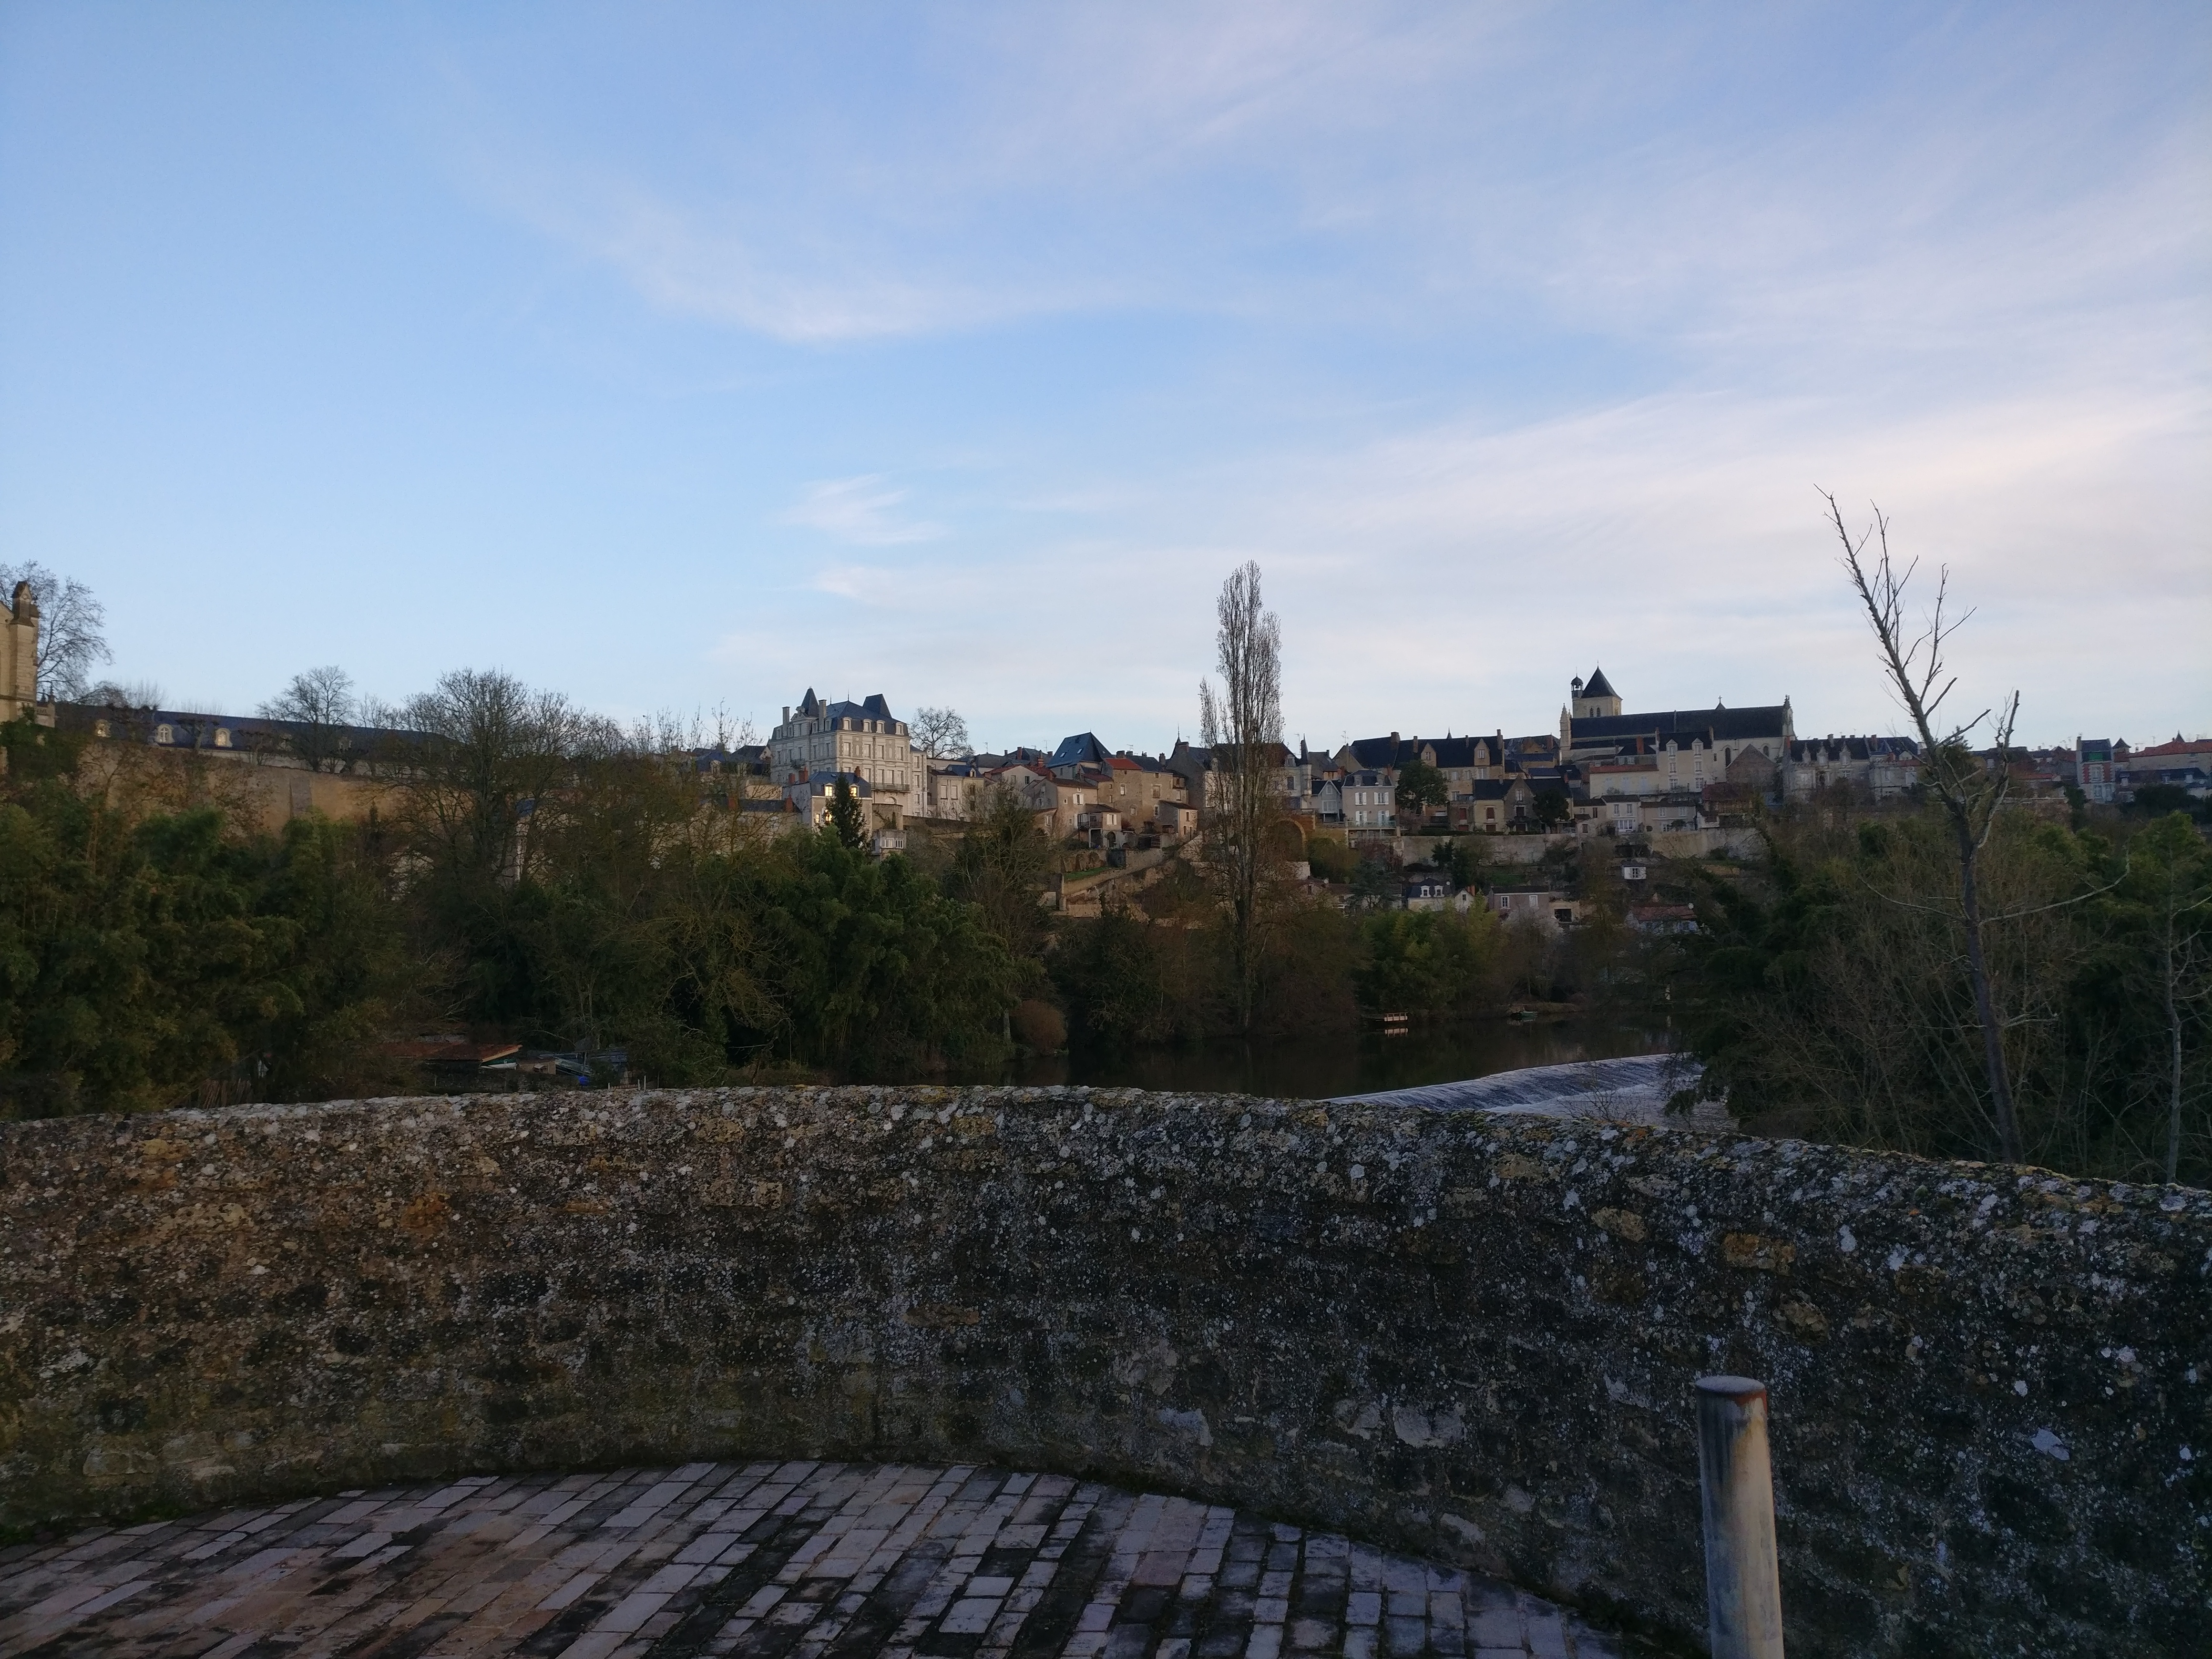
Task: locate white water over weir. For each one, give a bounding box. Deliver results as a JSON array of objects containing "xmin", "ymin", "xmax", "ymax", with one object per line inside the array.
[{"xmin": 1332, "ymin": 1051, "xmax": 1726, "ymax": 1127}]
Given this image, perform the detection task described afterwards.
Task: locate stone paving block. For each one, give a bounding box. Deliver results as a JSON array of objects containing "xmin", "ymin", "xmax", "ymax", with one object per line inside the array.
[
  {"xmin": 1520, "ymin": 1598, "xmax": 1570, "ymax": 1659},
  {"xmin": 0, "ymin": 1461, "xmax": 1624, "ymax": 1658},
  {"xmin": 1385, "ymin": 1609, "xmax": 1433, "ymax": 1653}
]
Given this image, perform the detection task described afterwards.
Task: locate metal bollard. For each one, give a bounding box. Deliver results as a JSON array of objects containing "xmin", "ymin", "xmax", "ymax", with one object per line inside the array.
[{"xmin": 1695, "ymin": 1375, "xmax": 1785, "ymax": 1659}]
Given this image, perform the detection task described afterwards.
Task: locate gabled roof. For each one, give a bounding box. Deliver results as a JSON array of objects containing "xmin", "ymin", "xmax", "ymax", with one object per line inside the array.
[
  {"xmin": 1426, "ymin": 737, "xmax": 1492, "ymax": 768},
  {"xmin": 1050, "ymin": 731, "xmax": 1113, "ymax": 769},
  {"xmin": 1580, "ymin": 666, "xmax": 1618, "ymax": 700}
]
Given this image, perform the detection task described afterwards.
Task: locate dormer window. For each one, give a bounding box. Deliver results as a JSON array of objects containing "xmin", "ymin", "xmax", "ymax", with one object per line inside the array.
[
  {"xmin": 214, "ymin": 727, "xmax": 232, "ymax": 748},
  {"xmin": 155, "ymin": 724, "xmax": 174, "ymax": 744}
]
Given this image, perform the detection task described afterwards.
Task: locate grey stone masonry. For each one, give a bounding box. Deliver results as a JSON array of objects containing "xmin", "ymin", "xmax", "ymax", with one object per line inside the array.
[
  {"xmin": 0, "ymin": 1462, "xmax": 1626, "ymax": 1659},
  {"xmin": 5, "ymin": 1086, "xmax": 2205, "ymax": 1655}
]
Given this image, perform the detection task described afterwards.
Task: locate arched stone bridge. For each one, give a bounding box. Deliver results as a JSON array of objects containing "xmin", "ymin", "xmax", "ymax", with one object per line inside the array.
[{"xmin": 1, "ymin": 1086, "xmax": 2202, "ymax": 1658}]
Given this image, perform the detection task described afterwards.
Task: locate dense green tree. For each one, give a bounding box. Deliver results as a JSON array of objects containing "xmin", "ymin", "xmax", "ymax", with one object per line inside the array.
[
  {"xmin": 753, "ymin": 831, "xmax": 1018, "ymax": 1074},
  {"xmin": 0, "ymin": 743, "xmax": 408, "ymax": 1114},
  {"xmin": 1434, "ymin": 836, "xmax": 1487, "ymax": 889},
  {"xmin": 1354, "ymin": 907, "xmax": 1503, "ymax": 1019},
  {"xmin": 947, "ymin": 785, "xmax": 1057, "ymax": 960},
  {"xmin": 2129, "ymin": 783, "xmax": 2207, "ymax": 822},
  {"xmin": 827, "ymin": 774, "xmax": 868, "ymax": 850},
  {"xmin": 1395, "ymin": 758, "xmax": 1447, "ymax": 820},
  {"xmin": 1674, "ymin": 803, "xmax": 2211, "ymax": 1182}
]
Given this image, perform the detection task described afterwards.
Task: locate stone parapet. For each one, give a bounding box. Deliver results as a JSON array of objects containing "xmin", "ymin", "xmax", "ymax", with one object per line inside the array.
[{"xmin": 1, "ymin": 1087, "xmax": 2203, "ymax": 1655}]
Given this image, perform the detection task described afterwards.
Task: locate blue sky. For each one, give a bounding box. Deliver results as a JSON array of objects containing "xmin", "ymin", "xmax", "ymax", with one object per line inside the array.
[{"xmin": 1, "ymin": 2, "xmax": 2205, "ymax": 751}]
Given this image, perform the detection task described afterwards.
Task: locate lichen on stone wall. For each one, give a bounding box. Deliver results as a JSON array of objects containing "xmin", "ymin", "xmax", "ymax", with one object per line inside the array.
[{"xmin": 1, "ymin": 1086, "xmax": 2204, "ymax": 1657}]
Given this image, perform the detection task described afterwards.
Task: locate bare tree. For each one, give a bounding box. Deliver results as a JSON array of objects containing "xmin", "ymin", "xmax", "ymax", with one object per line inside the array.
[
  {"xmin": 911, "ymin": 706, "xmax": 971, "ymax": 758},
  {"xmin": 401, "ymin": 668, "xmax": 592, "ymax": 889},
  {"xmin": 2123, "ymin": 817, "xmax": 2212, "ymax": 1183},
  {"xmin": 1829, "ymin": 492, "xmax": 2026, "ymax": 1162},
  {"xmin": 262, "ymin": 666, "xmax": 356, "ymax": 727},
  {"xmin": 260, "ymin": 666, "xmax": 360, "ymax": 771},
  {"xmin": 1198, "ymin": 561, "xmax": 1284, "ymax": 1031},
  {"xmin": 83, "ymin": 678, "xmax": 164, "ymax": 709},
  {"xmin": 0, "ymin": 561, "xmax": 110, "ymax": 700}
]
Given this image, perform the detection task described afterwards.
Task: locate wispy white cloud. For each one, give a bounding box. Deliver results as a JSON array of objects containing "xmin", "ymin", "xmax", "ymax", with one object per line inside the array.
[
  {"xmin": 784, "ymin": 476, "xmax": 946, "ymax": 546},
  {"xmin": 410, "ymin": 4, "xmax": 2207, "ymax": 744}
]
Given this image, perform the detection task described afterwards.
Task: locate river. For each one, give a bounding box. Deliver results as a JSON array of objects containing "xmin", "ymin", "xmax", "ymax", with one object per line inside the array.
[{"xmin": 933, "ymin": 1017, "xmax": 1681, "ymax": 1100}]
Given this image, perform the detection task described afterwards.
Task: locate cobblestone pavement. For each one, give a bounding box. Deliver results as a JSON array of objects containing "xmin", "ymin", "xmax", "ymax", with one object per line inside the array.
[{"xmin": 0, "ymin": 1462, "xmax": 1627, "ymax": 1659}]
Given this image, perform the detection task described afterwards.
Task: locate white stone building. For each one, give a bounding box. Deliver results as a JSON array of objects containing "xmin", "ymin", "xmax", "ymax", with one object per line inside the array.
[{"xmin": 768, "ymin": 690, "xmax": 919, "ymax": 818}]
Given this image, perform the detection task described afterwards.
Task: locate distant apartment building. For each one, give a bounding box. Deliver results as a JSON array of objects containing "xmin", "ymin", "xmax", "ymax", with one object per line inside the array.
[
  {"xmin": 2075, "ymin": 737, "xmax": 2116, "ymax": 804},
  {"xmin": 2114, "ymin": 734, "xmax": 2211, "ymax": 803},
  {"xmin": 924, "ymin": 758, "xmax": 991, "ymax": 820},
  {"xmin": 1342, "ymin": 770, "xmax": 1396, "ymax": 837},
  {"xmin": 1042, "ymin": 734, "xmax": 1188, "ymax": 827},
  {"xmin": 1097, "ymin": 753, "xmax": 1185, "ymax": 825},
  {"xmin": 768, "ymin": 690, "xmax": 918, "ymax": 818},
  {"xmin": 1783, "ymin": 735, "xmax": 1923, "ymax": 802}
]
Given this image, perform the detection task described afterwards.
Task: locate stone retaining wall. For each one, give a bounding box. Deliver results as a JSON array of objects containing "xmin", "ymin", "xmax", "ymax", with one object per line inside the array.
[{"xmin": 2, "ymin": 1087, "xmax": 2204, "ymax": 1655}]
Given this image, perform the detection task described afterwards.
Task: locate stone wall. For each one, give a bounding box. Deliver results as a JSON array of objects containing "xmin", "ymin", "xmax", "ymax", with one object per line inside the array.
[{"xmin": 2, "ymin": 1087, "xmax": 2203, "ymax": 1656}]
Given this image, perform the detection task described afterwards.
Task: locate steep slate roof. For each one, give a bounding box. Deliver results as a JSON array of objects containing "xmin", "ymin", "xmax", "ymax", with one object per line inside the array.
[
  {"xmin": 825, "ymin": 693, "xmax": 896, "ymax": 724},
  {"xmin": 795, "ymin": 689, "xmax": 897, "ymax": 725},
  {"xmin": 1345, "ymin": 736, "xmax": 1415, "ymax": 770},
  {"xmin": 1050, "ymin": 732, "xmax": 1113, "ymax": 769},
  {"xmin": 1426, "ymin": 737, "xmax": 1492, "ymax": 768},
  {"xmin": 1579, "ymin": 666, "xmax": 1618, "ymax": 700},
  {"xmin": 72, "ymin": 705, "xmax": 430, "ymax": 755},
  {"xmin": 1787, "ymin": 736, "xmax": 1920, "ymax": 764},
  {"xmin": 1571, "ymin": 705, "xmax": 1790, "ymax": 746}
]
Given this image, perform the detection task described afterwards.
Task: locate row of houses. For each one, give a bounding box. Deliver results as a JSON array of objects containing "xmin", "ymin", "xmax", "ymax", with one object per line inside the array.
[
  {"xmin": 2072, "ymin": 735, "xmax": 2212, "ymax": 806},
  {"xmin": 11, "ymin": 641, "xmax": 2201, "ymax": 857},
  {"xmin": 700, "ymin": 671, "xmax": 1831, "ymax": 846}
]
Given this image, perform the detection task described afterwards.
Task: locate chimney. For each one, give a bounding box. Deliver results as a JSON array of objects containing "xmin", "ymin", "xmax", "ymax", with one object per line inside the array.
[{"xmin": 782, "ymin": 706, "xmax": 791, "ymax": 725}]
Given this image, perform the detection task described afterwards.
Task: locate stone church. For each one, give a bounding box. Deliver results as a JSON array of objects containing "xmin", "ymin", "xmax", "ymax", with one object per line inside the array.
[{"xmin": 1559, "ymin": 665, "xmax": 1794, "ymax": 771}]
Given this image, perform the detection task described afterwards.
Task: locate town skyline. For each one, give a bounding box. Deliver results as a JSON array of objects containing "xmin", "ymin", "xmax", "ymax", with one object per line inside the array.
[{"xmin": 2, "ymin": 5, "xmax": 2205, "ymax": 749}]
